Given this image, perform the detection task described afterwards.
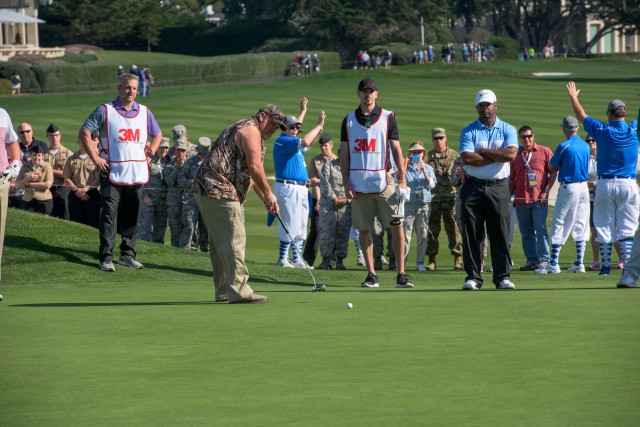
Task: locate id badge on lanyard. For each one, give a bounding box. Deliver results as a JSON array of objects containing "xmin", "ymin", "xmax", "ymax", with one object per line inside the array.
[{"xmin": 521, "ymin": 150, "xmax": 537, "ymax": 189}]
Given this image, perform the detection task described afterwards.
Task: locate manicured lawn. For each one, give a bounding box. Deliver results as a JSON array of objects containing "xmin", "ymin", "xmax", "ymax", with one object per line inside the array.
[{"xmin": 1, "ymin": 57, "xmax": 639, "ymax": 425}]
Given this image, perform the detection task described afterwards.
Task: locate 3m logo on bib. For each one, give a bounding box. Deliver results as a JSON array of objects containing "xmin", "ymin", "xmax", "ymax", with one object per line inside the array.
[
  {"xmin": 119, "ymin": 128, "xmax": 141, "ymax": 142},
  {"xmin": 353, "ymin": 138, "xmax": 376, "ymax": 152}
]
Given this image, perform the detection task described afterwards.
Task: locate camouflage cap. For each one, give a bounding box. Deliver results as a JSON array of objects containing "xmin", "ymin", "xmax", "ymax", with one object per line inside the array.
[
  {"xmin": 197, "ymin": 137, "xmax": 212, "ymax": 154},
  {"xmin": 257, "ymin": 104, "xmax": 286, "ymax": 129},
  {"xmin": 172, "ymin": 124, "xmax": 188, "ymax": 144},
  {"xmin": 159, "ymin": 137, "xmax": 170, "ymax": 148},
  {"xmin": 175, "ymin": 141, "xmax": 189, "ymax": 151}
]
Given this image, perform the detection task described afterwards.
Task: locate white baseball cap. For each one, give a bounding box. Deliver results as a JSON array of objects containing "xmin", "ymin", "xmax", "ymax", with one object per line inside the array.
[{"xmin": 475, "ymin": 89, "xmax": 497, "ymax": 105}]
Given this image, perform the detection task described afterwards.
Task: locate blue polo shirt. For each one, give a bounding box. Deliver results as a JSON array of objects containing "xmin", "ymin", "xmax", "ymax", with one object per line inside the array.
[
  {"xmin": 550, "ymin": 135, "xmax": 590, "ymax": 183},
  {"xmin": 459, "ymin": 116, "xmax": 518, "ymax": 180},
  {"xmin": 583, "ymin": 116, "xmax": 638, "ymax": 177},
  {"xmin": 273, "ymin": 133, "xmax": 308, "ymax": 182}
]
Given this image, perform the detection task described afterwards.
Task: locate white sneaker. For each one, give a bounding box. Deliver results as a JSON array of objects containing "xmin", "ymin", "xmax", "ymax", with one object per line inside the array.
[
  {"xmin": 117, "ymin": 255, "xmax": 143, "ymax": 269},
  {"xmin": 356, "ymin": 256, "xmax": 365, "ymax": 266},
  {"xmin": 292, "ymin": 259, "xmax": 314, "ymax": 270},
  {"xmin": 277, "ymin": 258, "xmax": 295, "ymax": 268},
  {"xmin": 498, "ymin": 279, "xmax": 516, "ymax": 289},
  {"xmin": 416, "ymin": 264, "xmax": 427, "ymax": 272},
  {"xmin": 534, "ymin": 262, "xmax": 560, "ymax": 274},
  {"xmin": 567, "ymin": 263, "xmax": 586, "ymax": 273},
  {"xmin": 462, "ymin": 280, "xmax": 480, "ymax": 290},
  {"xmin": 616, "ymin": 273, "xmax": 638, "ymax": 288},
  {"xmin": 380, "ymin": 255, "xmax": 390, "ymax": 267}
]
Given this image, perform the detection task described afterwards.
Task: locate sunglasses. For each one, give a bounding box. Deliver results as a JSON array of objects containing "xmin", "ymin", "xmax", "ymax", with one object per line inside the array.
[
  {"xmin": 519, "ymin": 134, "xmax": 534, "ymax": 139},
  {"xmin": 19, "ymin": 130, "xmax": 32, "ymax": 134},
  {"xmin": 433, "ymin": 136, "xmax": 445, "ymax": 140},
  {"xmin": 265, "ymin": 112, "xmax": 287, "ymax": 131},
  {"xmin": 586, "ymin": 139, "xmax": 595, "ymax": 143},
  {"xmin": 364, "ymin": 116, "xmax": 371, "ymax": 129},
  {"xmin": 289, "ymin": 124, "xmax": 302, "ymax": 131}
]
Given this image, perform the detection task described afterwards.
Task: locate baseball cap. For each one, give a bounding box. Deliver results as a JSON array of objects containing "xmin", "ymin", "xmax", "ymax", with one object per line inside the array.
[
  {"xmin": 159, "ymin": 137, "xmax": 170, "ymax": 148},
  {"xmin": 197, "ymin": 137, "xmax": 211, "ymax": 154},
  {"xmin": 258, "ymin": 104, "xmax": 286, "ymax": 130},
  {"xmin": 607, "ymin": 99, "xmax": 626, "ymax": 112},
  {"xmin": 172, "ymin": 124, "xmax": 188, "ymax": 144},
  {"xmin": 475, "ymin": 89, "xmax": 497, "ymax": 105},
  {"xmin": 408, "ymin": 142, "xmax": 426, "ymax": 152},
  {"xmin": 284, "ymin": 115, "xmax": 302, "ymax": 130},
  {"xmin": 431, "ymin": 128, "xmax": 446, "ymax": 138},
  {"xmin": 358, "ymin": 78, "xmax": 377, "ymax": 91},
  {"xmin": 46, "ymin": 123, "xmax": 60, "ymax": 134},
  {"xmin": 561, "ymin": 116, "xmax": 579, "ymax": 130},
  {"xmin": 319, "ymin": 133, "xmax": 333, "ymax": 145}
]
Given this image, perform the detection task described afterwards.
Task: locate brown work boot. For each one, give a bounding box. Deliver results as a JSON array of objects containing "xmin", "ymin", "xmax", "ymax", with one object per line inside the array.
[
  {"xmin": 426, "ymin": 255, "xmax": 436, "ymax": 271},
  {"xmin": 454, "ymin": 255, "xmax": 463, "ymax": 270},
  {"xmin": 229, "ymin": 292, "xmax": 269, "ymax": 304}
]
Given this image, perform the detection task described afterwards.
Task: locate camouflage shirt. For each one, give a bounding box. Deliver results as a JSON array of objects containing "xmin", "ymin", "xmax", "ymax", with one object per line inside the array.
[
  {"xmin": 142, "ymin": 155, "xmax": 169, "ymax": 199},
  {"xmin": 192, "ymin": 117, "xmax": 264, "ymax": 203},
  {"xmin": 320, "ymin": 158, "xmax": 345, "ymax": 205},
  {"xmin": 426, "ymin": 147, "xmax": 459, "ymax": 198},
  {"xmin": 163, "ymin": 157, "xmax": 187, "ymax": 206}
]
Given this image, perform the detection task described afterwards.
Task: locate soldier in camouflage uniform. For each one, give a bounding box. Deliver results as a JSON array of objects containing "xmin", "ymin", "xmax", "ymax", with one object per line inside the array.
[
  {"xmin": 169, "ymin": 124, "xmax": 197, "ymax": 159},
  {"xmin": 139, "ymin": 137, "xmax": 170, "ymax": 243},
  {"xmin": 317, "ymin": 155, "xmax": 351, "ymax": 270},
  {"xmin": 426, "ymin": 127, "xmax": 463, "ymax": 270},
  {"xmin": 163, "ymin": 140, "xmax": 189, "ymax": 247},
  {"xmin": 178, "ymin": 137, "xmax": 211, "ymax": 251}
]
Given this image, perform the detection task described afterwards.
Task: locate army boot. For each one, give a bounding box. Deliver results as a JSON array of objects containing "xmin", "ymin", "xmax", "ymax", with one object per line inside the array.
[
  {"xmin": 317, "ymin": 257, "xmax": 333, "ymax": 270},
  {"xmin": 335, "ymin": 257, "xmax": 346, "ymax": 270},
  {"xmin": 454, "ymin": 255, "xmax": 463, "ymax": 270},
  {"xmin": 426, "ymin": 255, "xmax": 437, "ymax": 271}
]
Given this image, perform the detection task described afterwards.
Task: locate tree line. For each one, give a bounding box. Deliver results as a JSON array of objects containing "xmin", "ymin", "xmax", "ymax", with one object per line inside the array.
[{"xmin": 39, "ymin": 0, "xmax": 640, "ymax": 58}]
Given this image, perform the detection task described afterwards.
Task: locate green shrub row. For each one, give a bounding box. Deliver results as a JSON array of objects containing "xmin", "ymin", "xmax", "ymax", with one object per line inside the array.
[{"xmin": 0, "ymin": 51, "xmax": 341, "ymax": 95}]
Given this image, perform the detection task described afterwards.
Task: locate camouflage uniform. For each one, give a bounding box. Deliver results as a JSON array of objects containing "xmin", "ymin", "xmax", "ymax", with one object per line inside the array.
[
  {"xmin": 318, "ymin": 158, "xmax": 351, "ymax": 265},
  {"xmin": 164, "ymin": 156, "xmax": 187, "ymax": 247},
  {"xmin": 139, "ymin": 152, "xmax": 169, "ymax": 243},
  {"xmin": 178, "ymin": 138, "xmax": 211, "ymax": 251},
  {"xmin": 426, "ymin": 147, "xmax": 462, "ymax": 258}
]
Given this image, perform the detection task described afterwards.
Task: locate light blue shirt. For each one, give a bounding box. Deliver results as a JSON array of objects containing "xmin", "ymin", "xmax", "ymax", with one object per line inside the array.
[
  {"xmin": 550, "ymin": 135, "xmax": 590, "ymax": 183},
  {"xmin": 273, "ymin": 134, "xmax": 308, "ymax": 182},
  {"xmin": 405, "ymin": 162, "xmax": 436, "ymax": 205},
  {"xmin": 459, "ymin": 116, "xmax": 518, "ymax": 180},
  {"xmin": 583, "ymin": 116, "xmax": 638, "ymax": 177}
]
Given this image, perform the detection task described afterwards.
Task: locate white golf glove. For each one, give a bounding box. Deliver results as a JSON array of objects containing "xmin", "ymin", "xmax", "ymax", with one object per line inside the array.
[
  {"xmin": 395, "ymin": 186, "xmax": 409, "ymax": 202},
  {"xmin": 2, "ymin": 160, "xmax": 21, "ymax": 181}
]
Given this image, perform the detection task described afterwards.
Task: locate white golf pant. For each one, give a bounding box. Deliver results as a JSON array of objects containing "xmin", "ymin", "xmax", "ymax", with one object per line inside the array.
[{"xmin": 550, "ymin": 182, "xmax": 590, "ymax": 245}]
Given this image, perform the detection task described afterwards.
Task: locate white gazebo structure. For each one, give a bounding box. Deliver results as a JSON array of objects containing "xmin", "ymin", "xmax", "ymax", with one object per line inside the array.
[{"xmin": 0, "ymin": 1, "xmax": 65, "ymax": 61}]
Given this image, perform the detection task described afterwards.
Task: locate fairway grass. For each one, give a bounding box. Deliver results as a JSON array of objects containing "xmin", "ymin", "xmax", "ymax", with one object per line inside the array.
[
  {"xmin": 2, "ymin": 203, "xmax": 639, "ymax": 426},
  {"xmin": 1, "ymin": 58, "xmax": 639, "ymax": 425}
]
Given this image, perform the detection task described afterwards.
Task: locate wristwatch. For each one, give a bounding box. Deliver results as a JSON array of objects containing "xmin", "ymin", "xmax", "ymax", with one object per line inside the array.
[{"xmin": 544, "ymin": 187, "xmax": 551, "ymax": 193}]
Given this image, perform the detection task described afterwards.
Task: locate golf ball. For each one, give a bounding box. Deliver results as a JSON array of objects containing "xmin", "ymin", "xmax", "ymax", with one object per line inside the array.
[
  {"xmin": 346, "ymin": 302, "xmax": 353, "ymax": 309},
  {"xmin": 0, "ymin": 294, "xmax": 3, "ymax": 301}
]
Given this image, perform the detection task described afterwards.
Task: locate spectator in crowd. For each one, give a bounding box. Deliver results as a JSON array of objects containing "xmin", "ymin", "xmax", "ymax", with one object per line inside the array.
[
  {"xmin": 169, "ymin": 124, "xmax": 197, "ymax": 159},
  {"xmin": 426, "ymin": 128, "xmax": 463, "ymax": 271},
  {"xmin": 17, "ymin": 123, "xmax": 48, "ymax": 163},
  {"xmin": 16, "ymin": 144, "xmax": 53, "ymax": 215},
  {"xmin": 509, "ymin": 126, "xmax": 557, "ymax": 272},
  {"xmin": 192, "ymin": 104, "xmax": 286, "ymax": 303},
  {"xmin": 459, "ymin": 89, "xmax": 518, "ymax": 290},
  {"xmin": 567, "ymin": 81, "xmax": 639, "ymax": 280},
  {"xmin": 303, "ymin": 133, "xmax": 337, "ymax": 266},
  {"xmin": 0, "ymin": 108, "xmax": 20, "ymax": 283},
  {"xmin": 163, "ymin": 138, "xmax": 189, "ymax": 247},
  {"xmin": 384, "ymin": 49, "xmax": 392, "ymax": 69},
  {"xmin": 403, "ymin": 141, "xmax": 436, "ymax": 271},
  {"xmin": 11, "ymin": 72, "xmax": 21, "ymax": 97},
  {"xmin": 179, "ymin": 137, "xmax": 211, "ymax": 251},
  {"xmin": 339, "ymin": 77, "xmax": 413, "ymax": 289},
  {"xmin": 63, "ymin": 130, "xmax": 101, "ymax": 228},
  {"xmin": 79, "ymin": 72, "xmax": 163, "ymax": 272},
  {"xmin": 273, "ymin": 98, "xmax": 325, "ymax": 269},
  {"xmin": 139, "ymin": 137, "xmax": 170, "ymax": 243},
  {"xmin": 535, "ymin": 116, "xmax": 590, "ymax": 274},
  {"xmin": 44, "ymin": 124, "xmax": 72, "ymax": 220},
  {"xmin": 312, "ymin": 54, "xmax": 320, "ymax": 75},
  {"xmin": 427, "ymin": 45, "xmax": 434, "ymax": 63},
  {"xmin": 117, "ymin": 65, "xmax": 124, "ymax": 79},
  {"xmin": 317, "ymin": 149, "xmax": 351, "ymax": 270}
]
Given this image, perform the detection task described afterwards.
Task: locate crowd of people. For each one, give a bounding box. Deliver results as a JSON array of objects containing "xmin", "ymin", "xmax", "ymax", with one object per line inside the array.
[
  {"xmin": 289, "ymin": 53, "xmax": 320, "ymax": 77},
  {"xmin": 1, "ymin": 73, "xmax": 638, "ymax": 304}
]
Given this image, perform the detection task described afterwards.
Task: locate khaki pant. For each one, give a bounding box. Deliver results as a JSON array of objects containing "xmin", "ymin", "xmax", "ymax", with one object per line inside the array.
[
  {"xmin": 0, "ymin": 176, "xmax": 9, "ymax": 282},
  {"xmin": 194, "ymin": 193, "xmax": 255, "ymax": 302}
]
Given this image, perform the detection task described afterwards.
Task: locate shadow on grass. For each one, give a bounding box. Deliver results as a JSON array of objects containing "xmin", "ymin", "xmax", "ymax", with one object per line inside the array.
[
  {"xmin": 7, "ymin": 236, "xmax": 96, "ymax": 267},
  {"xmin": 9, "ymin": 301, "xmax": 217, "ymax": 308}
]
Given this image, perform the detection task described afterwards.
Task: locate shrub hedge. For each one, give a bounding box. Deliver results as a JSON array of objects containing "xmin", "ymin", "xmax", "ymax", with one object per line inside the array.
[{"xmin": 0, "ymin": 51, "xmax": 341, "ymax": 95}]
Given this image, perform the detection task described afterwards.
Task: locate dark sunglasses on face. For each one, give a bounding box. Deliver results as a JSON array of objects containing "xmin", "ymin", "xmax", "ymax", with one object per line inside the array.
[
  {"xmin": 433, "ymin": 136, "xmax": 445, "ymax": 140},
  {"xmin": 586, "ymin": 138, "xmax": 595, "ymax": 143},
  {"xmin": 289, "ymin": 124, "xmax": 302, "ymax": 131},
  {"xmin": 520, "ymin": 134, "xmax": 534, "ymax": 139},
  {"xmin": 19, "ymin": 130, "xmax": 31, "ymax": 134}
]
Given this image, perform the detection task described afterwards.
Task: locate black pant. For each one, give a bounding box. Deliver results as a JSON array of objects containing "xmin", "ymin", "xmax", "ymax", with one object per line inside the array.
[
  {"xmin": 21, "ymin": 198, "xmax": 53, "ymax": 215},
  {"xmin": 51, "ymin": 185, "xmax": 70, "ymax": 220},
  {"xmin": 99, "ymin": 175, "xmax": 142, "ymax": 263},
  {"xmin": 69, "ymin": 189, "xmax": 100, "ymax": 228},
  {"xmin": 303, "ymin": 199, "xmax": 319, "ymax": 265},
  {"xmin": 460, "ymin": 178, "xmax": 512, "ymax": 286}
]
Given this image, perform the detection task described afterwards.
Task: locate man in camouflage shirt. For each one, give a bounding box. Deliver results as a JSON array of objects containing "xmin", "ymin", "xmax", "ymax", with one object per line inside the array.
[
  {"xmin": 426, "ymin": 128, "xmax": 463, "ymax": 270},
  {"xmin": 139, "ymin": 137, "xmax": 170, "ymax": 243},
  {"xmin": 163, "ymin": 139, "xmax": 189, "ymax": 247}
]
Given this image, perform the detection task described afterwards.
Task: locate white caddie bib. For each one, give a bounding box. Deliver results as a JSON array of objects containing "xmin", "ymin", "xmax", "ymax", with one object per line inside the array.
[
  {"xmin": 346, "ymin": 109, "xmax": 392, "ymax": 193},
  {"xmin": 103, "ymin": 103, "xmax": 149, "ymax": 185}
]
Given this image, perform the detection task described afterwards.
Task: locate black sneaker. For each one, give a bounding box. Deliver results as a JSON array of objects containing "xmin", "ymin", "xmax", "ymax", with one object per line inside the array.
[
  {"xmin": 396, "ymin": 273, "xmax": 414, "ymax": 288},
  {"xmin": 361, "ymin": 273, "xmax": 379, "ymax": 288}
]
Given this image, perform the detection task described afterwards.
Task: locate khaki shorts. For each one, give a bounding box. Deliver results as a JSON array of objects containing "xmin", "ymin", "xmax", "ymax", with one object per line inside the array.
[{"xmin": 351, "ymin": 183, "xmax": 400, "ymax": 230}]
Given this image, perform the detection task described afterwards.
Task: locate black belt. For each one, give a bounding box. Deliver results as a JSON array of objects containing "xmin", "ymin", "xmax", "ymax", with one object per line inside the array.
[
  {"xmin": 467, "ymin": 176, "xmax": 508, "ymax": 186},
  {"xmin": 598, "ymin": 175, "xmax": 633, "ymax": 180},
  {"xmin": 276, "ymin": 179, "xmax": 308, "ymax": 187}
]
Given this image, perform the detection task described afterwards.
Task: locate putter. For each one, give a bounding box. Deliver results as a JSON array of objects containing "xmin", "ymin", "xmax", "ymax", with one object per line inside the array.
[{"xmin": 275, "ymin": 213, "xmax": 325, "ymax": 292}]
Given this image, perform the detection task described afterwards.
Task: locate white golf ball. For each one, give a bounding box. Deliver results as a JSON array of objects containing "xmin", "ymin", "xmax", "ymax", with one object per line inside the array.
[
  {"xmin": 0, "ymin": 294, "xmax": 3, "ymax": 301},
  {"xmin": 346, "ymin": 302, "xmax": 353, "ymax": 309}
]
